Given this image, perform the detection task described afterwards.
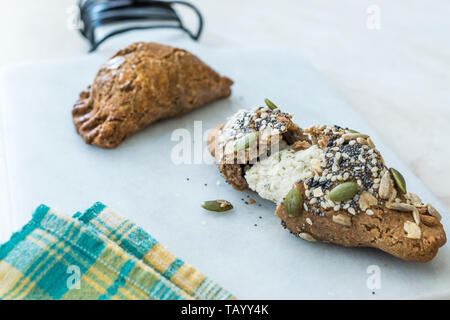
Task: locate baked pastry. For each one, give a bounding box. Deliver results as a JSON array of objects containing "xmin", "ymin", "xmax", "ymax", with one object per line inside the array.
[
  {"xmin": 73, "ymin": 42, "xmax": 233, "ymax": 148},
  {"xmin": 207, "ymin": 101, "xmax": 446, "ymax": 262}
]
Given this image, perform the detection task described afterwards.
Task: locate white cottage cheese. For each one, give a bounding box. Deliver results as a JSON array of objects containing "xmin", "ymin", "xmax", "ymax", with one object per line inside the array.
[{"xmin": 245, "ymin": 145, "xmax": 324, "ymax": 203}]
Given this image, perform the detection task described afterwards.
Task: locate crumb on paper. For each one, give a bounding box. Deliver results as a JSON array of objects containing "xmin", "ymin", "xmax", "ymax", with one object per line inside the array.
[{"xmin": 249, "ymin": 197, "xmax": 256, "ymax": 204}]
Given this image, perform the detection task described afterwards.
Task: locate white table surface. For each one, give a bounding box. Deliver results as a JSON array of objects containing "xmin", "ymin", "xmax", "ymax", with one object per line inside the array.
[
  {"xmin": 0, "ymin": 0, "xmax": 449, "ymax": 297},
  {"xmin": 3, "ymin": 49, "xmax": 450, "ymax": 299}
]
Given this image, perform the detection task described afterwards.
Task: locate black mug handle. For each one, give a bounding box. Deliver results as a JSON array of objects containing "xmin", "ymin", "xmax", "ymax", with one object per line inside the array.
[{"xmin": 78, "ymin": 0, "xmax": 204, "ymax": 52}]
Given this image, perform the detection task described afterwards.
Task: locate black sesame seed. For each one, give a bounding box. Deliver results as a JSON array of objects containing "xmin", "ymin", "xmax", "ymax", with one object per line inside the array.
[{"xmin": 310, "ymin": 180, "xmax": 319, "ymax": 188}]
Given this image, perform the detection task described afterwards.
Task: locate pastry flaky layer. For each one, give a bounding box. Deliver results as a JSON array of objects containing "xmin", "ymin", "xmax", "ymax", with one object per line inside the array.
[
  {"xmin": 207, "ymin": 105, "xmax": 446, "ymax": 262},
  {"xmin": 73, "ymin": 42, "xmax": 233, "ymax": 149}
]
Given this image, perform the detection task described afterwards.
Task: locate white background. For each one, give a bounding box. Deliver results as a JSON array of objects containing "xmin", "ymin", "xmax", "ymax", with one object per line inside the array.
[{"xmin": 0, "ymin": 1, "xmax": 449, "ymax": 234}]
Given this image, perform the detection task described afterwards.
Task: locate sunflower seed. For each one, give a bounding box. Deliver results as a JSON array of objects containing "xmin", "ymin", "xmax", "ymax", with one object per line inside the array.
[
  {"xmin": 342, "ymin": 133, "xmax": 369, "ymax": 140},
  {"xmin": 356, "ymin": 137, "xmax": 368, "ymax": 145},
  {"xmin": 299, "ymin": 233, "xmax": 316, "ymax": 242},
  {"xmin": 426, "ymin": 203, "xmax": 442, "ymax": 221},
  {"xmin": 387, "ymin": 202, "xmax": 414, "ymax": 212},
  {"xmin": 379, "ymin": 170, "xmax": 392, "ymax": 200},
  {"xmin": 332, "ymin": 214, "xmax": 352, "ymax": 227},
  {"xmin": 313, "ymin": 187, "xmax": 324, "ymax": 197},
  {"xmin": 388, "ymin": 187, "xmax": 397, "ymax": 204},
  {"xmin": 359, "ymin": 191, "xmax": 378, "ymax": 211},
  {"xmin": 405, "ymin": 192, "xmax": 422, "ymax": 207},
  {"xmin": 412, "ymin": 207, "xmax": 421, "ymax": 225},
  {"xmin": 404, "ymin": 221, "xmax": 421, "ymax": 239}
]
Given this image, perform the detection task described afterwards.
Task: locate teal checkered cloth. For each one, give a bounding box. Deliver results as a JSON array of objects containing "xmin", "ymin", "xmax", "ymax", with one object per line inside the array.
[{"xmin": 0, "ymin": 202, "xmax": 235, "ymax": 300}]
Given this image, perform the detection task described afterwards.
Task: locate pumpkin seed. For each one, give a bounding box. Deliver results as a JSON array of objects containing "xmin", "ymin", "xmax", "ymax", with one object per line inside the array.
[
  {"xmin": 390, "ymin": 168, "xmax": 407, "ymax": 194},
  {"xmin": 328, "ymin": 182, "xmax": 360, "ymax": 202},
  {"xmin": 348, "ymin": 129, "xmax": 359, "ymax": 133},
  {"xmin": 264, "ymin": 98, "xmax": 278, "ymax": 110},
  {"xmin": 201, "ymin": 200, "xmax": 233, "ymax": 212},
  {"xmin": 284, "ymin": 187, "xmax": 303, "ymax": 217},
  {"xmin": 234, "ymin": 132, "xmax": 257, "ymax": 151}
]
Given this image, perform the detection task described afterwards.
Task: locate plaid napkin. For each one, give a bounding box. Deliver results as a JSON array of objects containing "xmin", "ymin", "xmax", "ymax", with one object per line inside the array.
[{"xmin": 0, "ymin": 202, "xmax": 235, "ymax": 300}]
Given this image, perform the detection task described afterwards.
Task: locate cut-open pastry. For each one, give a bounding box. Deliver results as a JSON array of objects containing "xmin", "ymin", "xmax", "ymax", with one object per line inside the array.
[
  {"xmin": 73, "ymin": 42, "xmax": 233, "ymax": 149},
  {"xmin": 207, "ymin": 100, "xmax": 446, "ymax": 262}
]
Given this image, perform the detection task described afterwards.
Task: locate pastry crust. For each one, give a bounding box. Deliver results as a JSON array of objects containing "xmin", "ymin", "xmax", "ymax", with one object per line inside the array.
[
  {"xmin": 275, "ymin": 190, "xmax": 446, "ymax": 262},
  {"xmin": 207, "ymin": 122, "xmax": 250, "ymax": 190},
  {"xmin": 73, "ymin": 42, "xmax": 233, "ymax": 148},
  {"xmin": 208, "ymin": 111, "xmax": 446, "ymax": 262}
]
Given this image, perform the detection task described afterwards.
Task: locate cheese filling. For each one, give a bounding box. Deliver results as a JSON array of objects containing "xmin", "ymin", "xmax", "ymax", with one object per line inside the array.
[{"xmin": 245, "ymin": 145, "xmax": 324, "ymax": 203}]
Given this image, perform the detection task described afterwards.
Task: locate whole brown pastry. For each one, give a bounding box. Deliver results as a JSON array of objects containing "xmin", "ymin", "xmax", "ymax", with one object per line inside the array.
[
  {"xmin": 207, "ymin": 104, "xmax": 446, "ymax": 262},
  {"xmin": 73, "ymin": 42, "xmax": 233, "ymax": 148}
]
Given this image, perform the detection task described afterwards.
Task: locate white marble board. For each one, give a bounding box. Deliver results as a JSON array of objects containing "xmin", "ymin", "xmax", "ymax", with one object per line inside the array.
[{"xmin": 1, "ymin": 46, "xmax": 449, "ymax": 299}]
